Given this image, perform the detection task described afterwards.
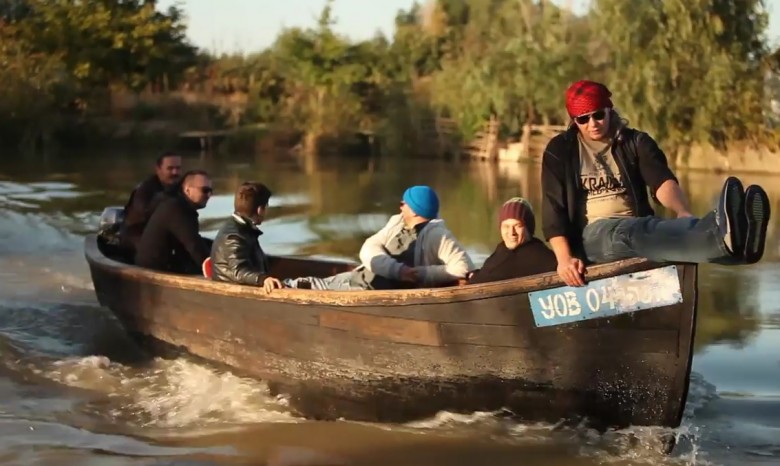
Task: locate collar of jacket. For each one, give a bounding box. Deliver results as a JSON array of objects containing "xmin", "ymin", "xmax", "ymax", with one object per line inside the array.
[
  {"xmin": 172, "ymin": 191, "xmax": 200, "ymax": 216},
  {"xmin": 146, "ymin": 174, "xmax": 164, "ymax": 191},
  {"xmin": 410, "ymin": 220, "xmax": 430, "ymax": 234},
  {"xmin": 232, "ymin": 213, "xmax": 263, "ymax": 234}
]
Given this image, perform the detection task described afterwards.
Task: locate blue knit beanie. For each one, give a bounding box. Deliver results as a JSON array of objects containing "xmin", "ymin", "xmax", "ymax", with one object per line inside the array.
[{"xmin": 402, "ymin": 185, "xmax": 439, "ymax": 220}]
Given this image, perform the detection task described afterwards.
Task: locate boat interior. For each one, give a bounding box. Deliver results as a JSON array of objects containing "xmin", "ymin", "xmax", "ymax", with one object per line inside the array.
[{"xmin": 97, "ymin": 234, "xmax": 359, "ymax": 280}]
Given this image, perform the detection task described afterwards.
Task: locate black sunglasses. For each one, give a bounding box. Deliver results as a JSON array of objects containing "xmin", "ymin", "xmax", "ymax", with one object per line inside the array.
[
  {"xmin": 200, "ymin": 186, "xmax": 213, "ymax": 194},
  {"xmin": 574, "ymin": 109, "xmax": 607, "ymax": 125}
]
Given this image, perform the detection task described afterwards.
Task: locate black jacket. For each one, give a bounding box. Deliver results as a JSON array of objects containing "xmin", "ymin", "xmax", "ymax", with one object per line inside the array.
[
  {"xmin": 541, "ymin": 125, "xmax": 678, "ymax": 256},
  {"xmin": 120, "ymin": 175, "xmax": 170, "ymax": 250},
  {"xmin": 210, "ymin": 214, "xmax": 270, "ymax": 286},
  {"xmin": 469, "ymin": 238, "xmax": 557, "ymax": 284},
  {"xmin": 134, "ymin": 193, "xmax": 209, "ymax": 274}
]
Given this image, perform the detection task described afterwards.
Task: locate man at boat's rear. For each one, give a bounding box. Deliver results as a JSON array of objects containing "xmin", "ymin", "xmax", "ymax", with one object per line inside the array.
[
  {"xmin": 119, "ymin": 152, "xmax": 182, "ymax": 258},
  {"xmin": 135, "ymin": 170, "xmax": 213, "ymax": 274},
  {"xmin": 543, "ymin": 80, "xmax": 771, "ymax": 287},
  {"xmin": 285, "ymin": 185, "xmax": 476, "ymax": 291},
  {"xmin": 469, "ymin": 197, "xmax": 557, "ymax": 284},
  {"xmin": 209, "ymin": 182, "xmax": 284, "ymax": 294}
]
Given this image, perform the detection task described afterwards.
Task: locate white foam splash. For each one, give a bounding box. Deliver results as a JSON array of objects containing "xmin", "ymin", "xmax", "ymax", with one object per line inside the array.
[
  {"xmin": 41, "ymin": 356, "xmax": 298, "ymax": 429},
  {"xmin": 684, "ymin": 372, "xmax": 719, "ymax": 418},
  {"xmin": 122, "ymin": 358, "xmax": 297, "ymax": 428},
  {"xmin": 393, "ymin": 371, "xmax": 721, "ymax": 464},
  {"xmin": 403, "ymin": 410, "xmax": 505, "ymax": 429},
  {"xmin": 11, "ymin": 328, "xmax": 726, "ymax": 464}
]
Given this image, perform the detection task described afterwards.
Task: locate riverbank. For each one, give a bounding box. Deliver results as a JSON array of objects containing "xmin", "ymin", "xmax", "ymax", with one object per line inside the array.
[
  {"xmin": 493, "ymin": 136, "xmax": 780, "ymax": 175},
  {"xmin": 675, "ymin": 141, "xmax": 780, "ymax": 174},
  {"xmin": 12, "ymin": 105, "xmax": 780, "ymax": 177}
]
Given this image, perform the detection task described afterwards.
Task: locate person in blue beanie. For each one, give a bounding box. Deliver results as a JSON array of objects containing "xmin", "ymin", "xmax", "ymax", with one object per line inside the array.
[
  {"xmin": 283, "ymin": 185, "xmax": 476, "ymax": 291},
  {"xmin": 401, "ymin": 185, "xmax": 440, "ymax": 221}
]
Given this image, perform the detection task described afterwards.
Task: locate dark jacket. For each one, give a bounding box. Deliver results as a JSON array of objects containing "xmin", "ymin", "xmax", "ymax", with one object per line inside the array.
[
  {"xmin": 469, "ymin": 238, "xmax": 557, "ymax": 284},
  {"xmin": 120, "ymin": 175, "xmax": 170, "ymax": 251},
  {"xmin": 541, "ymin": 125, "xmax": 678, "ymax": 257},
  {"xmin": 210, "ymin": 214, "xmax": 270, "ymax": 286},
  {"xmin": 134, "ymin": 193, "xmax": 209, "ymax": 274}
]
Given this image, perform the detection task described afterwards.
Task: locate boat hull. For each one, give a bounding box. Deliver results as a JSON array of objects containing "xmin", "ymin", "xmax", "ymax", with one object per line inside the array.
[{"xmin": 84, "ymin": 234, "xmax": 697, "ymax": 430}]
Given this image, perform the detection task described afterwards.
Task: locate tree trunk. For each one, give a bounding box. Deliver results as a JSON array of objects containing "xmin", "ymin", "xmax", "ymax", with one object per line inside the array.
[
  {"xmin": 521, "ymin": 123, "xmax": 532, "ymax": 161},
  {"xmin": 303, "ymin": 131, "xmax": 320, "ymax": 155}
]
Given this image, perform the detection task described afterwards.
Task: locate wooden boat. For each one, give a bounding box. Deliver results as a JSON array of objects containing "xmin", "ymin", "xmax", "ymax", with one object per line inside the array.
[{"xmin": 84, "ymin": 231, "xmax": 697, "ymax": 435}]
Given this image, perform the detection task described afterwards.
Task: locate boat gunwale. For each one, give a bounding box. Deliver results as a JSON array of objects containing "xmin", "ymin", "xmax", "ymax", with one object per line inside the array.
[{"xmin": 84, "ymin": 234, "xmax": 693, "ymax": 307}]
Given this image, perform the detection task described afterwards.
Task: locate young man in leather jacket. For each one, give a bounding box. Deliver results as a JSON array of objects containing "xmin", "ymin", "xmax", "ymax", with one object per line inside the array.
[{"xmin": 210, "ymin": 182, "xmax": 284, "ymax": 293}]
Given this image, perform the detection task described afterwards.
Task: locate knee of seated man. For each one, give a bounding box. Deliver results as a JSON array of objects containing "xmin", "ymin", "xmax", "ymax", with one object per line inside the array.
[
  {"xmin": 603, "ymin": 219, "xmax": 641, "ymax": 253},
  {"xmin": 612, "ymin": 216, "xmax": 655, "ymax": 243}
]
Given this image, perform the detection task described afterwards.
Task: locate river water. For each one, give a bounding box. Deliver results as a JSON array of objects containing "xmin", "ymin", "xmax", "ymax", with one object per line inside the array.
[{"xmin": 0, "ymin": 151, "xmax": 778, "ymax": 466}]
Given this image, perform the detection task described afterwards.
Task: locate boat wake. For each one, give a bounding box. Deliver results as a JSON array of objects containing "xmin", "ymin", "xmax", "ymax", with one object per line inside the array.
[
  {"xmin": 0, "ymin": 225, "xmax": 298, "ymax": 437},
  {"xmin": 0, "ymin": 253, "xmax": 723, "ymax": 465},
  {"xmin": 0, "ymin": 178, "xmax": 761, "ymax": 465},
  {"xmin": 28, "ymin": 354, "xmax": 300, "ymax": 431},
  {"xmin": 1, "ymin": 317, "xmax": 723, "ymax": 465},
  {"xmin": 394, "ymin": 371, "xmax": 721, "ymax": 465}
]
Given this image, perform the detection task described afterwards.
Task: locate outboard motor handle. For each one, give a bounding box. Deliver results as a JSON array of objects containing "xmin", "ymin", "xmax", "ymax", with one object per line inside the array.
[{"xmin": 98, "ymin": 206, "xmax": 125, "ymax": 245}]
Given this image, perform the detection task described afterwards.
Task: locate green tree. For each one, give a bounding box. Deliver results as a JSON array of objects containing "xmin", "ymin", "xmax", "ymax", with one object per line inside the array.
[
  {"xmin": 0, "ymin": 21, "xmax": 75, "ymax": 149},
  {"xmin": 0, "ymin": 0, "xmax": 31, "ymax": 20},
  {"xmin": 387, "ymin": 2, "xmax": 444, "ymax": 80},
  {"xmin": 263, "ymin": 0, "xmax": 383, "ymax": 154},
  {"xmin": 7, "ymin": 0, "xmax": 197, "ymax": 93},
  {"xmin": 428, "ymin": 0, "xmax": 590, "ymax": 138},
  {"xmin": 592, "ymin": 0, "xmax": 770, "ymax": 156}
]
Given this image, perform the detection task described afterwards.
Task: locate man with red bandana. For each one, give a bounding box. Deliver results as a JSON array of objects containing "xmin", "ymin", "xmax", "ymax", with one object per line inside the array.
[{"xmin": 541, "ymin": 80, "xmax": 771, "ymax": 287}]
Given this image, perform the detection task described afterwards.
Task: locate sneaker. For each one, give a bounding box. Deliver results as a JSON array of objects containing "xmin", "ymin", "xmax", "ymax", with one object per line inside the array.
[
  {"xmin": 744, "ymin": 185, "xmax": 770, "ymax": 264},
  {"xmin": 281, "ymin": 278, "xmax": 309, "ymax": 289},
  {"xmin": 716, "ymin": 176, "xmax": 746, "ymax": 257}
]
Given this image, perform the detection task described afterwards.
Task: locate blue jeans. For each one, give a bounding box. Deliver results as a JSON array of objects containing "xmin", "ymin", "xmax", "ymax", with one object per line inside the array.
[
  {"xmin": 582, "ymin": 212, "xmax": 732, "ymax": 264},
  {"xmin": 283, "ymin": 271, "xmax": 364, "ymax": 291}
]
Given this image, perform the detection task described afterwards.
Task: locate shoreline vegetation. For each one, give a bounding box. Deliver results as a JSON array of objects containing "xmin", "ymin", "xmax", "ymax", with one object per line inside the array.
[{"xmin": 2, "ymin": 0, "xmax": 780, "ymax": 173}]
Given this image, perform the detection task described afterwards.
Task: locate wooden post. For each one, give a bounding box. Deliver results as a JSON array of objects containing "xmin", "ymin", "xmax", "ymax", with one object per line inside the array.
[
  {"xmin": 520, "ymin": 123, "xmax": 531, "ymax": 160},
  {"xmin": 470, "ymin": 115, "xmax": 499, "ymax": 160}
]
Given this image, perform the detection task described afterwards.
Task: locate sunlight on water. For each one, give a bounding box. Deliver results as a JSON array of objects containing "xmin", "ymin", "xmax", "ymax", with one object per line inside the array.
[
  {"xmin": 198, "ymin": 192, "xmax": 311, "ymax": 222},
  {"xmin": 0, "ymin": 212, "xmax": 82, "ymax": 256},
  {"xmin": 0, "ymin": 180, "xmax": 87, "ymax": 203}
]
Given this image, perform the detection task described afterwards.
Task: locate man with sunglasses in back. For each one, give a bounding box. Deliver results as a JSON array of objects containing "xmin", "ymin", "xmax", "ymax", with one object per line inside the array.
[
  {"xmin": 135, "ymin": 169, "xmax": 214, "ymax": 274},
  {"xmin": 542, "ymin": 80, "xmax": 770, "ymax": 287}
]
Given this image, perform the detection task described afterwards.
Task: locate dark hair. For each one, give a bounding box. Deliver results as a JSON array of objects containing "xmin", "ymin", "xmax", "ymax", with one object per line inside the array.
[
  {"xmin": 176, "ymin": 169, "xmax": 210, "ymax": 191},
  {"xmin": 234, "ymin": 182, "xmax": 272, "ymax": 216},
  {"xmin": 155, "ymin": 151, "xmax": 180, "ymax": 166}
]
